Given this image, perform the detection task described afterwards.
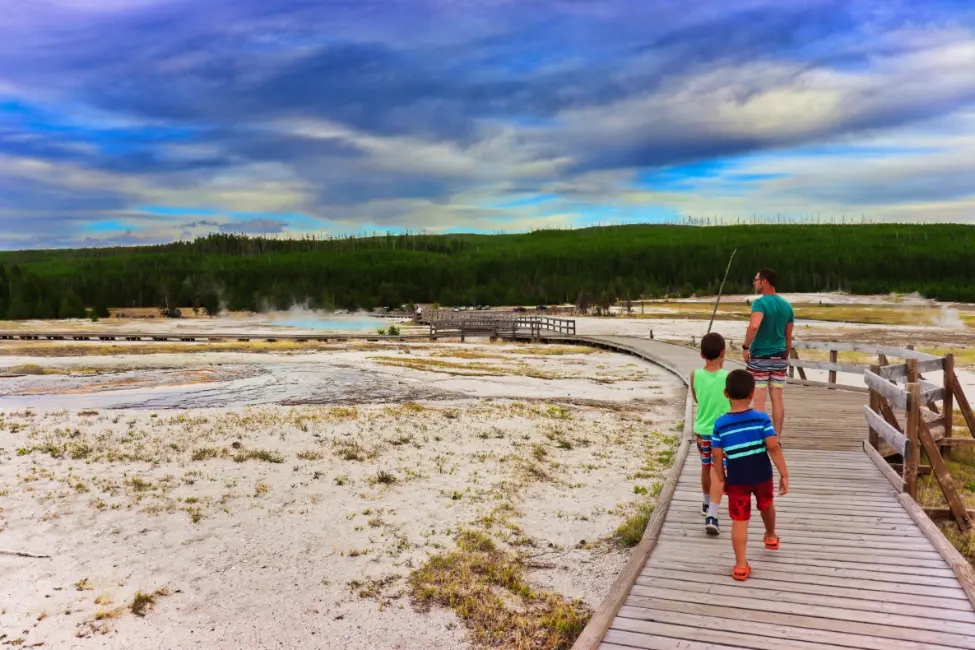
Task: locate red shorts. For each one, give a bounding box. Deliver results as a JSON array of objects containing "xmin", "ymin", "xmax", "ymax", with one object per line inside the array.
[{"xmin": 726, "ymin": 479, "xmax": 774, "ymax": 521}]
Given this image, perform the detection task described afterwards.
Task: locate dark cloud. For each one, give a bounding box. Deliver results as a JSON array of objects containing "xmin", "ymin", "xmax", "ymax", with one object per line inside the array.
[{"xmin": 1, "ymin": 0, "xmax": 974, "ymax": 246}]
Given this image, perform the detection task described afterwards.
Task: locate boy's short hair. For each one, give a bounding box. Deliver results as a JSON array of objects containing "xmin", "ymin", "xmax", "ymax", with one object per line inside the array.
[
  {"xmin": 758, "ymin": 268, "xmax": 778, "ymax": 287},
  {"xmin": 700, "ymin": 332, "xmax": 725, "ymax": 360},
  {"xmin": 726, "ymin": 369, "xmax": 755, "ymax": 400}
]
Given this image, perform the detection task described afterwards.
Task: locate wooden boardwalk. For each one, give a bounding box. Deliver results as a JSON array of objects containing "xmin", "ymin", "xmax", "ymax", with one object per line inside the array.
[{"xmin": 571, "ymin": 337, "xmax": 975, "ymax": 650}]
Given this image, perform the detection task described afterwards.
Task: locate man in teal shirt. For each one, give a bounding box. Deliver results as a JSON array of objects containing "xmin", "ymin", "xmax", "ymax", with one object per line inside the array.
[{"xmin": 743, "ymin": 269, "xmax": 794, "ymax": 438}]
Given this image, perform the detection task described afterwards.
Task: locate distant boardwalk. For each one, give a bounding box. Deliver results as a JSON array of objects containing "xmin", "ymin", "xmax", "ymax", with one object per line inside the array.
[{"xmin": 565, "ymin": 337, "xmax": 975, "ymax": 650}]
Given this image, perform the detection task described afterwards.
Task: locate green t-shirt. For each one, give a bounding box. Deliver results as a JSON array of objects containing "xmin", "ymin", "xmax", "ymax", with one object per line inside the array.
[
  {"xmin": 693, "ymin": 368, "xmax": 730, "ymax": 438},
  {"xmin": 751, "ymin": 294, "xmax": 794, "ymax": 357}
]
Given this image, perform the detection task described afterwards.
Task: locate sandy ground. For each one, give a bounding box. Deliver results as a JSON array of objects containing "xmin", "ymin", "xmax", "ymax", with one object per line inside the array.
[{"xmin": 0, "ymin": 342, "xmax": 683, "ymax": 649}]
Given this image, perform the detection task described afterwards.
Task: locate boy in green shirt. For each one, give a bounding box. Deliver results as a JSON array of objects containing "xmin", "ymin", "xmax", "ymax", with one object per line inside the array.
[{"xmin": 690, "ymin": 332, "xmax": 730, "ymax": 536}]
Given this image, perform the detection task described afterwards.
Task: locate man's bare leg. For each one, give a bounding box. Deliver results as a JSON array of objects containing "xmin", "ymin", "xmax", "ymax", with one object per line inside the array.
[
  {"xmin": 752, "ymin": 386, "xmax": 767, "ymax": 413},
  {"xmin": 769, "ymin": 386, "xmax": 785, "ymax": 438}
]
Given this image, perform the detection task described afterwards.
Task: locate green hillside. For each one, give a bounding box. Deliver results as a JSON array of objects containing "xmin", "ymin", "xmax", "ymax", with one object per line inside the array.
[{"xmin": 0, "ymin": 224, "xmax": 972, "ymax": 319}]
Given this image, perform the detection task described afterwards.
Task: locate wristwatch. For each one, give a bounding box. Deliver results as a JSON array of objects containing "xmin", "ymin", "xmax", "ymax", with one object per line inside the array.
[{"xmin": 742, "ymin": 345, "xmax": 749, "ymax": 350}]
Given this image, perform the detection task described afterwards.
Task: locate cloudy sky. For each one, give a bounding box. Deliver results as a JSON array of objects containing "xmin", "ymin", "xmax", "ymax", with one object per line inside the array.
[{"xmin": 1, "ymin": 0, "xmax": 974, "ymax": 248}]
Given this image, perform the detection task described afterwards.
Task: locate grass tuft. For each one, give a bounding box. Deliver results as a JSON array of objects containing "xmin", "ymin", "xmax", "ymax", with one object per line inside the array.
[
  {"xmin": 232, "ymin": 448, "xmax": 284, "ymax": 463},
  {"xmin": 410, "ymin": 530, "xmax": 591, "ymax": 649},
  {"xmin": 612, "ymin": 504, "xmax": 655, "ymax": 548}
]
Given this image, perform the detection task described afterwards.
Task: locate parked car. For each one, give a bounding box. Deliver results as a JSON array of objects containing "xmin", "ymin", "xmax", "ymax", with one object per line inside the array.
[
  {"xmin": 536, "ymin": 305, "xmax": 548, "ymax": 311},
  {"xmin": 513, "ymin": 306, "xmax": 527, "ymax": 313}
]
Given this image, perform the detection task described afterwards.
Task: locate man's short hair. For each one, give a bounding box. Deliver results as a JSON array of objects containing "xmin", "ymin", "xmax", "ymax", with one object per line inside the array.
[
  {"xmin": 758, "ymin": 268, "xmax": 777, "ymax": 287},
  {"xmin": 726, "ymin": 369, "xmax": 755, "ymax": 400},
  {"xmin": 700, "ymin": 332, "xmax": 725, "ymax": 360}
]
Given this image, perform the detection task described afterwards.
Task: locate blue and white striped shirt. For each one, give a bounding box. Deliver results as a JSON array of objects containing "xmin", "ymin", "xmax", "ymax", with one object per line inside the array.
[{"xmin": 711, "ymin": 409, "xmax": 777, "ymax": 486}]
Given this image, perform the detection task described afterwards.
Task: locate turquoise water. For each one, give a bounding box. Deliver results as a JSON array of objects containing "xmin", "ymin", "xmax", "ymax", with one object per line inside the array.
[{"xmin": 268, "ymin": 313, "xmax": 391, "ymax": 332}]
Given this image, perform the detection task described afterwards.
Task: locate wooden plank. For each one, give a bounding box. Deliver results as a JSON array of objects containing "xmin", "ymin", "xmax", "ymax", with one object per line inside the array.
[
  {"xmin": 864, "ymin": 369, "xmax": 908, "ymax": 409},
  {"xmin": 788, "ymin": 358, "xmax": 864, "ymax": 374},
  {"xmin": 784, "ymin": 377, "xmax": 869, "ymax": 393},
  {"xmin": 918, "ymin": 417, "xmax": 972, "ymax": 531},
  {"xmin": 864, "ymin": 406, "xmax": 909, "ymax": 457},
  {"xmin": 639, "ymin": 565, "xmax": 967, "ymax": 603},
  {"xmin": 621, "ymin": 597, "xmax": 973, "ymax": 650},
  {"xmin": 793, "ymin": 341, "xmax": 940, "ymax": 360},
  {"xmin": 650, "ymin": 546, "xmax": 959, "ymax": 582},
  {"xmin": 650, "ymin": 538, "xmax": 947, "ymax": 564},
  {"xmin": 617, "ymin": 604, "xmax": 962, "ymax": 650},
  {"xmin": 922, "ymin": 385, "xmax": 946, "ymax": 403},
  {"xmin": 610, "ymin": 615, "xmax": 854, "ymax": 650},
  {"xmin": 602, "ymin": 629, "xmax": 742, "ymax": 650},
  {"xmin": 881, "ymin": 358, "xmax": 946, "ymax": 379},
  {"xmin": 630, "ymin": 582, "xmax": 975, "ymax": 631},
  {"xmin": 863, "ymin": 440, "xmax": 906, "ymax": 492}
]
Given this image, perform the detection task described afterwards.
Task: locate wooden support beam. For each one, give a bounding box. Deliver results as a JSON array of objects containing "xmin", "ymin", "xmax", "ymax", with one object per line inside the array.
[
  {"xmin": 828, "ymin": 348, "xmax": 838, "ymax": 387},
  {"xmin": 938, "ymin": 438, "xmax": 975, "ymax": 447},
  {"xmin": 952, "ymin": 371, "xmax": 975, "ymax": 437},
  {"xmin": 889, "ymin": 463, "xmax": 932, "ymax": 476},
  {"xmin": 787, "ymin": 347, "xmax": 805, "ymax": 380},
  {"xmin": 924, "ymin": 507, "xmax": 975, "ymax": 523},
  {"xmin": 917, "ymin": 417, "xmax": 972, "ymax": 531},
  {"xmin": 943, "ymin": 354, "xmax": 955, "ymax": 459},
  {"xmin": 867, "ymin": 365, "xmax": 880, "ymax": 450},
  {"xmin": 905, "ymin": 372, "xmax": 921, "ymax": 500}
]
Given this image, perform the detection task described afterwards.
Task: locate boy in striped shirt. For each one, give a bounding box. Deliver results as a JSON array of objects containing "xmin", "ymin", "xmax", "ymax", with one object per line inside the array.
[{"xmin": 711, "ymin": 369, "xmax": 789, "ymax": 581}]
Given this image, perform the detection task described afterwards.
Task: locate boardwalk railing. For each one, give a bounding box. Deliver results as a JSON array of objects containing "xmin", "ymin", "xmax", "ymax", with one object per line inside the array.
[
  {"xmin": 861, "ymin": 354, "xmax": 975, "ymax": 532},
  {"xmin": 427, "ymin": 315, "xmax": 576, "ymax": 341}
]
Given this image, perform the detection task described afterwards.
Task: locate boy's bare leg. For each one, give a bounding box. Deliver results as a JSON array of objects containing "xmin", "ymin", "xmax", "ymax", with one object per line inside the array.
[
  {"xmin": 752, "ymin": 386, "xmax": 767, "ymax": 413},
  {"xmin": 731, "ymin": 520, "xmax": 749, "ymax": 569},
  {"xmin": 760, "ymin": 502, "xmax": 776, "ymax": 541},
  {"xmin": 769, "ymin": 387, "xmax": 785, "ymax": 437},
  {"xmin": 701, "ymin": 464, "xmax": 711, "ymax": 495},
  {"xmin": 709, "ymin": 465, "xmax": 723, "ymax": 507}
]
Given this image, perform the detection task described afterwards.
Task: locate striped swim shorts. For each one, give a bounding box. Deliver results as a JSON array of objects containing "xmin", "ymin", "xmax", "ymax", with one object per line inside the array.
[
  {"xmin": 696, "ymin": 436, "xmax": 712, "ymax": 466},
  {"xmin": 746, "ymin": 354, "xmax": 788, "ymax": 388}
]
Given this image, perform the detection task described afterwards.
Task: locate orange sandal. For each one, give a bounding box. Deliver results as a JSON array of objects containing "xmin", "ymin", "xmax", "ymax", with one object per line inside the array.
[
  {"xmin": 764, "ymin": 535, "xmax": 780, "ymax": 551},
  {"xmin": 732, "ymin": 563, "xmax": 751, "ymax": 581}
]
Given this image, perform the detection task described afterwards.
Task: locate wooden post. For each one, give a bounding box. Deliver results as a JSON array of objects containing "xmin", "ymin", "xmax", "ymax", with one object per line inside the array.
[
  {"xmin": 905, "ymin": 363, "xmax": 921, "ymax": 500},
  {"xmin": 943, "ymin": 354, "xmax": 955, "ymax": 459},
  {"xmin": 828, "ymin": 349, "xmax": 838, "ymax": 388},
  {"xmin": 868, "ymin": 364, "xmax": 880, "ymax": 450},
  {"xmin": 788, "ymin": 347, "xmax": 806, "ymax": 380},
  {"xmin": 918, "ymin": 417, "xmax": 972, "ymax": 531}
]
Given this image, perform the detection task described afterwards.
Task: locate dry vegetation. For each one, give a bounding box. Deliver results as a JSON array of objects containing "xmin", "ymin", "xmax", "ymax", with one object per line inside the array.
[{"xmin": 0, "ymin": 340, "xmax": 681, "ymax": 648}]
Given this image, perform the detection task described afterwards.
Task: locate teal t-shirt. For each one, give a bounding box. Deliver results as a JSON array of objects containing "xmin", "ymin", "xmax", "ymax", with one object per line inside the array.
[{"xmin": 751, "ymin": 294, "xmax": 794, "ymax": 357}]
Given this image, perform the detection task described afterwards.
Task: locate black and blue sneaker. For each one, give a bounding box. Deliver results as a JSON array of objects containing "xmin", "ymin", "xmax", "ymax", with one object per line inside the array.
[{"xmin": 705, "ymin": 516, "xmax": 720, "ymax": 536}]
